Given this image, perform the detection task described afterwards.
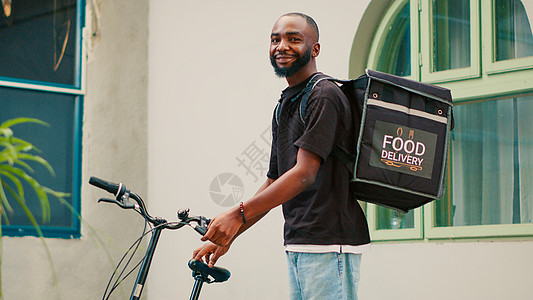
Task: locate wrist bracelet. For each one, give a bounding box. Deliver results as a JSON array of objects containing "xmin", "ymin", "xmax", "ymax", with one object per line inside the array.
[{"xmin": 239, "ymin": 202, "xmax": 247, "ymax": 224}]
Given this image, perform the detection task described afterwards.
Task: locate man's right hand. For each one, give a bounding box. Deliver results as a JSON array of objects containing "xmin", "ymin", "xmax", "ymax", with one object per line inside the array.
[{"xmin": 192, "ymin": 242, "xmax": 231, "ymax": 267}]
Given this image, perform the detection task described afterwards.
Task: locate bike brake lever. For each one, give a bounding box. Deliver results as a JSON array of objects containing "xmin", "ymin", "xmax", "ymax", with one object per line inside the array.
[
  {"xmin": 98, "ymin": 198, "xmax": 136, "ymax": 209},
  {"xmin": 191, "ymin": 224, "xmax": 208, "ymax": 235},
  {"xmin": 98, "ymin": 198, "xmax": 120, "ymax": 205},
  {"xmin": 191, "ymin": 217, "xmax": 211, "ymax": 236}
]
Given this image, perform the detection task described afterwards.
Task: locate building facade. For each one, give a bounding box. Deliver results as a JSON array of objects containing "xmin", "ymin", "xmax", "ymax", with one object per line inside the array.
[{"xmin": 1, "ymin": 0, "xmax": 532, "ymax": 299}]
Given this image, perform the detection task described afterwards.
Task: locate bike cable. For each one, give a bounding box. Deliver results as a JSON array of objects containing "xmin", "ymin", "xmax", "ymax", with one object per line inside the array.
[{"xmin": 102, "ymin": 219, "xmax": 150, "ymax": 300}]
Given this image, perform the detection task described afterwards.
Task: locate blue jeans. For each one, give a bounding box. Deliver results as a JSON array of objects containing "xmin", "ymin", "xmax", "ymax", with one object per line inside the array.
[{"xmin": 285, "ymin": 251, "xmax": 361, "ymax": 300}]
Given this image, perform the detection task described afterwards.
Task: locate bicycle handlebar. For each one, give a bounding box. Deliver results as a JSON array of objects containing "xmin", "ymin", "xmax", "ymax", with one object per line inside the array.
[
  {"xmin": 90, "ymin": 176, "xmax": 229, "ymax": 299},
  {"xmin": 89, "ymin": 176, "xmax": 210, "ymax": 234}
]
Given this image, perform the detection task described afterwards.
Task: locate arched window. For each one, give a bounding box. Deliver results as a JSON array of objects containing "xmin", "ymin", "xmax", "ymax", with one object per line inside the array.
[{"xmin": 356, "ymin": 0, "xmax": 533, "ymax": 240}]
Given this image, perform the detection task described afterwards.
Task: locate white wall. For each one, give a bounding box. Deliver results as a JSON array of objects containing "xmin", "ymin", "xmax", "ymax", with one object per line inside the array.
[
  {"xmin": 360, "ymin": 240, "xmax": 533, "ymax": 300},
  {"xmin": 2, "ymin": 0, "xmax": 150, "ymax": 299}
]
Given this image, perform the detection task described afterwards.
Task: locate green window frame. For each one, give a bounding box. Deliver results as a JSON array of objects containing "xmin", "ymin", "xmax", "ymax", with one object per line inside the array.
[
  {"xmin": 363, "ymin": 0, "xmax": 533, "ymax": 241},
  {"xmin": 0, "ymin": 0, "xmax": 85, "ymax": 238},
  {"xmin": 484, "ymin": 0, "xmax": 533, "ymax": 74},
  {"xmin": 420, "ymin": 0, "xmax": 481, "ymax": 82}
]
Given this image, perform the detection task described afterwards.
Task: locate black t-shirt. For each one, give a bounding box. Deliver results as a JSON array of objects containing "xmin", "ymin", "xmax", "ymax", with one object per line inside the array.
[{"xmin": 268, "ymin": 73, "xmax": 370, "ymax": 246}]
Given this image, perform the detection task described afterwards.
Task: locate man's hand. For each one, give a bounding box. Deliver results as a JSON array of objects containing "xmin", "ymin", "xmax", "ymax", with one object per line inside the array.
[
  {"xmin": 201, "ymin": 207, "xmax": 243, "ymax": 246},
  {"xmin": 193, "ymin": 242, "xmax": 230, "ymax": 267}
]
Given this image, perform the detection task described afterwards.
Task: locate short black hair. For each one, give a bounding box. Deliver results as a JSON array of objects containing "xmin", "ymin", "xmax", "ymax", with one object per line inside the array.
[{"xmin": 281, "ymin": 12, "xmax": 319, "ymax": 42}]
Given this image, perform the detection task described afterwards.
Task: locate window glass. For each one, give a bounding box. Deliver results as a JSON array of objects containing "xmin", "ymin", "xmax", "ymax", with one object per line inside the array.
[
  {"xmin": 0, "ymin": 86, "xmax": 80, "ymax": 234},
  {"xmin": 376, "ymin": 3, "xmax": 411, "ymax": 77},
  {"xmin": 0, "ymin": 0, "xmax": 79, "ymax": 86},
  {"xmin": 377, "ymin": 207, "xmax": 415, "ymax": 230},
  {"xmin": 433, "ymin": 0, "xmax": 471, "ymax": 71},
  {"xmin": 494, "ymin": 0, "xmax": 533, "ymax": 61},
  {"xmin": 436, "ymin": 96, "xmax": 533, "ymax": 227}
]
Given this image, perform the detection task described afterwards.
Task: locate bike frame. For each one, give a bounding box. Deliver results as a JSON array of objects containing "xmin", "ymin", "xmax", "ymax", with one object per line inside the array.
[
  {"xmin": 130, "ymin": 216, "xmax": 217, "ymax": 300},
  {"xmin": 130, "ymin": 224, "xmax": 163, "ymax": 299}
]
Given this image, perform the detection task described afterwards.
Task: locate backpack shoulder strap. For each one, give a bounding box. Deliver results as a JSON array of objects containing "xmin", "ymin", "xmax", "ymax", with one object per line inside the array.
[
  {"xmin": 274, "ymin": 101, "xmax": 281, "ymax": 126},
  {"xmin": 298, "ymin": 76, "xmax": 358, "ymax": 174},
  {"xmin": 274, "ymin": 73, "xmax": 325, "ymax": 126},
  {"xmin": 331, "ymin": 145, "xmax": 355, "ymax": 175},
  {"xmin": 298, "ymin": 74, "xmax": 335, "ymax": 124}
]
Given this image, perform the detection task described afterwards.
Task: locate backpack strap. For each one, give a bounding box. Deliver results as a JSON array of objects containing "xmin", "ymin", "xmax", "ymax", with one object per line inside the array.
[
  {"xmin": 274, "ymin": 73, "xmax": 324, "ymax": 126},
  {"xmin": 298, "ymin": 75, "xmax": 367, "ymax": 124},
  {"xmin": 298, "ymin": 74, "xmax": 333, "ymax": 124},
  {"xmin": 274, "ymin": 102, "xmax": 281, "ymax": 126},
  {"xmin": 331, "ymin": 145, "xmax": 355, "ymax": 175},
  {"xmin": 297, "ymin": 75, "xmax": 358, "ymax": 174}
]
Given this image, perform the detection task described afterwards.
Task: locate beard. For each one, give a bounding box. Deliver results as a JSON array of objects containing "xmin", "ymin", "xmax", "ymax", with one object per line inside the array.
[{"xmin": 270, "ymin": 48, "xmax": 312, "ymax": 78}]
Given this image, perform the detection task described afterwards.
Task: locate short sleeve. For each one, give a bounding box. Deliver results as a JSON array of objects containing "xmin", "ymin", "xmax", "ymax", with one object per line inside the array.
[{"xmin": 294, "ymin": 90, "xmax": 340, "ymax": 161}]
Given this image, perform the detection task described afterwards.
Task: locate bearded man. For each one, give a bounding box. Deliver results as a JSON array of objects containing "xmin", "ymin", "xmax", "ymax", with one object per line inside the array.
[{"xmin": 193, "ymin": 12, "xmax": 370, "ymax": 300}]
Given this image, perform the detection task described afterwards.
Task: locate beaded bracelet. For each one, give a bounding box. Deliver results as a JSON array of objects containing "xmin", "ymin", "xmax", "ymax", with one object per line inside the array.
[{"xmin": 239, "ymin": 202, "xmax": 247, "ymax": 224}]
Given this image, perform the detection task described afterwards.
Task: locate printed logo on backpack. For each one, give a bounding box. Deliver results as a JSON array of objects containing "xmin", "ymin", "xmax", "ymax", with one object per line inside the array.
[{"xmin": 369, "ymin": 120, "xmax": 437, "ymax": 180}]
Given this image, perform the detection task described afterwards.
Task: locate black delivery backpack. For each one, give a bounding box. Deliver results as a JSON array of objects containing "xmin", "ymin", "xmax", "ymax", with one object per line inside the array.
[{"xmin": 294, "ymin": 69, "xmax": 454, "ymax": 212}]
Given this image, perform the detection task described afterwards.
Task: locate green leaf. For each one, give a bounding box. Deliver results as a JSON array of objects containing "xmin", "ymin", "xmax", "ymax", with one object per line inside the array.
[
  {"xmin": 0, "ymin": 203, "xmax": 8, "ymax": 225},
  {"xmin": 0, "ymin": 177, "xmax": 14, "ymax": 217},
  {"xmin": 0, "ymin": 128, "xmax": 13, "ymax": 139},
  {"xmin": 17, "ymin": 154, "xmax": 55, "ymax": 176},
  {"xmin": 1, "ymin": 164, "xmax": 51, "ymax": 223},
  {"xmin": 0, "ymin": 170, "xmax": 25, "ymax": 203},
  {"xmin": 7, "ymin": 182, "xmax": 44, "ymax": 235},
  {"xmin": 0, "ymin": 141, "xmax": 17, "ymax": 165},
  {"xmin": 0, "ymin": 118, "xmax": 49, "ymax": 130},
  {"xmin": 42, "ymin": 186, "xmax": 70, "ymax": 199},
  {"xmin": 12, "ymin": 159, "xmax": 35, "ymax": 174},
  {"xmin": 11, "ymin": 136, "xmax": 40, "ymax": 152}
]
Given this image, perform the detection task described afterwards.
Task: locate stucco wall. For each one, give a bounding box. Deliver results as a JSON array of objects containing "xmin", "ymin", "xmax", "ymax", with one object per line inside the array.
[{"xmin": 2, "ymin": 0, "xmax": 149, "ymax": 299}]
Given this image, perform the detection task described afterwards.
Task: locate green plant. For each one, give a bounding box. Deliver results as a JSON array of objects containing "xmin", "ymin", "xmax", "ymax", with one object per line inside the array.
[{"xmin": 0, "ymin": 117, "xmax": 69, "ymax": 299}]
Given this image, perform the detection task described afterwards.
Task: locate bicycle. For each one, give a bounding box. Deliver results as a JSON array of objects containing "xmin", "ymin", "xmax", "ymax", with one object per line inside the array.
[{"xmin": 89, "ymin": 176, "xmax": 231, "ymax": 300}]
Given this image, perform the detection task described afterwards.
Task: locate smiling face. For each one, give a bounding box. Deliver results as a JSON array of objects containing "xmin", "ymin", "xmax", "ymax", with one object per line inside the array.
[{"xmin": 269, "ymin": 15, "xmax": 320, "ymax": 83}]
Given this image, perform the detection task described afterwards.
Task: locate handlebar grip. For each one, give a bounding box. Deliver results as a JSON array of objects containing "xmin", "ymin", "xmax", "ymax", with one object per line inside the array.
[{"xmin": 89, "ymin": 176, "xmax": 120, "ymax": 195}]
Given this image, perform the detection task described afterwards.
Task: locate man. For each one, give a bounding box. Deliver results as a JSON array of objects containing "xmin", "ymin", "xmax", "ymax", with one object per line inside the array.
[{"xmin": 193, "ymin": 12, "xmax": 370, "ymax": 299}]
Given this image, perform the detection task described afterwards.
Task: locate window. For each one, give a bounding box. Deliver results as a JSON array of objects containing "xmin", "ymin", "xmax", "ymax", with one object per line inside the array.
[
  {"xmin": 364, "ymin": 0, "xmax": 533, "ymax": 241},
  {"xmin": 421, "ymin": 0, "xmax": 480, "ymax": 82},
  {"xmin": 0, "ymin": 0, "xmax": 84, "ymax": 238},
  {"xmin": 432, "ymin": 0, "xmax": 472, "ymax": 71},
  {"xmin": 375, "ymin": 2, "xmax": 411, "ymax": 77},
  {"xmin": 494, "ymin": 0, "xmax": 533, "ymax": 62},
  {"xmin": 368, "ymin": 0, "xmax": 418, "ymax": 79},
  {"xmin": 440, "ymin": 96, "xmax": 533, "ymax": 227}
]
